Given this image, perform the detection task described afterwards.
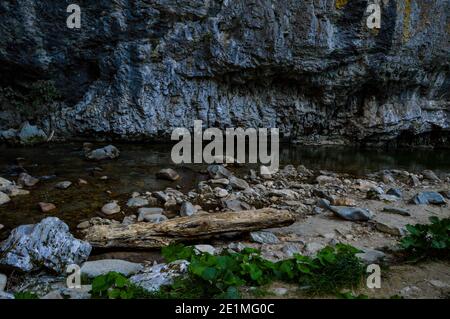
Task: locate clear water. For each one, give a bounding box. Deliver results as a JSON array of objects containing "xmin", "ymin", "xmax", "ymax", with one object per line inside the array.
[{"xmin": 1, "ymin": 142, "xmax": 449, "ymax": 237}]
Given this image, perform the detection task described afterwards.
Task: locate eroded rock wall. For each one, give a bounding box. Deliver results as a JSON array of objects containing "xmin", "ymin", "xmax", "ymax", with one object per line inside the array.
[{"xmin": 0, "ymin": 0, "xmax": 448, "ymax": 145}]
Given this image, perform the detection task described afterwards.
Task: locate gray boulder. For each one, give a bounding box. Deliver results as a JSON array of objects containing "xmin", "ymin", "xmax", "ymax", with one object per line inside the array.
[
  {"xmin": 80, "ymin": 259, "xmax": 143, "ymax": 278},
  {"xmin": 0, "ymin": 217, "xmax": 91, "ymax": 273},
  {"xmin": 17, "ymin": 122, "xmax": 47, "ymax": 145},
  {"xmin": 410, "ymin": 192, "xmax": 446, "ymax": 205},
  {"xmin": 86, "ymin": 145, "xmax": 120, "ymax": 161},
  {"xmin": 250, "ymin": 231, "xmax": 280, "ymax": 244},
  {"xmin": 330, "ymin": 206, "xmax": 374, "ymax": 221}
]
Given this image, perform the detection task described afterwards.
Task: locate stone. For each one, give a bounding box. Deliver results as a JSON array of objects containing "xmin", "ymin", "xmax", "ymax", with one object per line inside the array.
[
  {"xmin": 329, "ymin": 206, "xmax": 374, "ymax": 221},
  {"xmin": 428, "ymin": 280, "xmax": 449, "ymax": 289},
  {"xmin": 250, "ymin": 231, "xmax": 280, "ymax": 244},
  {"xmin": 400, "ymin": 286, "xmax": 422, "ymax": 298},
  {"xmin": 214, "ymin": 187, "xmax": 229, "ymax": 198},
  {"xmin": 210, "ymin": 178, "xmax": 229, "ymax": 186},
  {"xmin": 374, "ymin": 218, "xmax": 407, "ymax": 236},
  {"xmin": 137, "ymin": 207, "xmax": 164, "ymax": 222},
  {"xmin": 304, "ymin": 242, "xmax": 325, "ymax": 256},
  {"xmin": 0, "ymin": 191, "xmax": 10, "ymax": 206},
  {"xmin": 86, "ymin": 145, "xmax": 120, "ymax": 161},
  {"xmin": 410, "ymin": 192, "xmax": 446, "ymax": 205},
  {"xmin": 222, "ymin": 199, "xmax": 251, "ymax": 212},
  {"xmin": 366, "ymin": 187, "xmax": 384, "ymax": 199},
  {"xmin": 422, "ymin": 170, "xmax": 440, "ymax": 182},
  {"xmin": 180, "ymin": 201, "xmax": 197, "ymax": 217},
  {"xmin": 77, "ymin": 221, "xmax": 91, "ymax": 229},
  {"xmin": 0, "ymin": 128, "xmax": 18, "ymax": 142},
  {"xmin": 127, "ymin": 196, "xmax": 149, "ymax": 207},
  {"xmin": 382, "ymin": 206, "xmax": 411, "ymax": 217},
  {"xmin": 0, "ymin": 224, "xmax": 4, "ymax": 231},
  {"xmin": 80, "ymin": 259, "xmax": 143, "ymax": 278},
  {"xmin": 101, "ymin": 201, "xmax": 121, "ymax": 215},
  {"xmin": 377, "ymin": 194, "xmax": 401, "ymax": 202},
  {"xmin": 0, "ymin": 217, "xmax": 91, "ymax": 272},
  {"xmin": 0, "ymin": 177, "xmax": 13, "ymax": 191},
  {"xmin": 316, "ymin": 175, "xmax": 338, "ymax": 185},
  {"xmin": 272, "ymin": 287, "xmax": 288, "ymax": 296},
  {"xmin": 18, "ymin": 173, "xmax": 39, "ymax": 187},
  {"xmin": 228, "ymin": 176, "xmax": 249, "ymax": 190},
  {"xmin": 156, "ymin": 168, "xmax": 180, "ymax": 181},
  {"xmin": 382, "ymin": 173, "xmax": 395, "ymax": 184},
  {"xmin": 55, "ymin": 181, "xmax": 72, "ymax": 189},
  {"xmin": 439, "ymin": 190, "xmax": 450, "ymax": 199},
  {"xmin": 386, "ymin": 188, "xmax": 403, "ymax": 198},
  {"xmin": 38, "ymin": 202, "xmax": 56, "ymax": 213},
  {"xmin": 316, "ymin": 198, "xmax": 331, "ymax": 209},
  {"xmin": 410, "ymin": 174, "xmax": 421, "ymax": 187},
  {"xmin": 5, "ymin": 187, "xmax": 30, "ymax": 197},
  {"xmin": 356, "ymin": 250, "xmax": 386, "ymax": 265},
  {"xmin": 0, "ymin": 273, "xmax": 6, "ymax": 291},
  {"xmin": 130, "ymin": 260, "xmax": 189, "ymax": 292},
  {"xmin": 194, "ymin": 245, "xmax": 217, "ymax": 255},
  {"xmin": 17, "ymin": 122, "xmax": 47, "ymax": 145},
  {"xmin": 143, "ymin": 214, "xmax": 168, "ymax": 223},
  {"xmin": 78, "ymin": 178, "xmax": 88, "ymax": 185},
  {"xmin": 270, "ymin": 189, "xmax": 298, "ymax": 200},
  {"xmin": 207, "ymin": 165, "xmax": 232, "ymax": 179}
]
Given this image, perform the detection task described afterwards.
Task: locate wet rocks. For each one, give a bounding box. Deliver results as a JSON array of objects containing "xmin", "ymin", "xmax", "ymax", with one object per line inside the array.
[
  {"xmin": 80, "ymin": 259, "xmax": 143, "ymax": 278},
  {"xmin": 38, "ymin": 202, "xmax": 56, "ymax": 213},
  {"xmin": 18, "ymin": 173, "xmax": 39, "ymax": 187},
  {"xmin": 55, "ymin": 181, "xmax": 72, "ymax": 190},
  {"xmin": 156, "ymin": 168, "xmax": 180, "ymax": 181},
  {"xmin": 180, "ymin": 201, "xmax": 197, "ymax": 217},
  {"xmin": 101, "ymin": 201, "xmax": 121, "ymax": 215},
  {"xmin": 85, "ymin": 145, "xmax": 120, "ymax": 161},
  {"xmin": 129, "ymin": 260, "xmax": 189, "ymax": 292},
  {"xmin": 250, "ymin": 231, "xmax": 280, "ymax": 244},
  {"xmin": 410, "ymin": 192, "xmax": 446, "ymax": 205},
  {"xmin": 329, "ymin": 206, "xmax": 374, "ymax": 221},
  {"xmin": 0, "ymin": 191, "xmax": 10, "ymax": 206},
  {"xmin": 0, "ymin": 217, "xmax": 91, "ymax": 272}
]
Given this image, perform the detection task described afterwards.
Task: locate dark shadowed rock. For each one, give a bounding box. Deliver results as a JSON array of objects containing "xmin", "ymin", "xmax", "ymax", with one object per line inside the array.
[
  {"xmin": 18, "ymin": 173, "xmax": 39, "ymax": 187},
  {"xmin": 387, "ymin": 188, "xmax": 403, "ymax": 198},
  {"xmin": 410, "ymin": 192, "xmax": 446, "ymax": 205}
]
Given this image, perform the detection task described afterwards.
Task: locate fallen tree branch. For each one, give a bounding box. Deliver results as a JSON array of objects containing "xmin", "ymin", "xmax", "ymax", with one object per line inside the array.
[{"xmin": 84, "ymin": 208, "xmax": 295, "ymax": 249}]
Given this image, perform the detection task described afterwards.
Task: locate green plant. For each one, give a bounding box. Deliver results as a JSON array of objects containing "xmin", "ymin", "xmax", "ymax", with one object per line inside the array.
[
  {"xmin": 400, "ymin": 217, "xmax": 450, "ymax": 260},
  {"xmin": 14, "ymin": 291, "xmax": 39, "ymax": 299},
  {"xmin": 91, "ymin": 272, "xmax": 143, "ymax": 299},
  {"xmin": 160, "ymin": 243, "xmax": 365, "ymax": 298}
]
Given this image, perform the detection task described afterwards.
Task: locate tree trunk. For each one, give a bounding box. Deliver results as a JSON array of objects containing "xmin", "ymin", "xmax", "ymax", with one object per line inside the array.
[{"xmin": 84, "ymin": 208, "xmax": 295, "ymax": 249}]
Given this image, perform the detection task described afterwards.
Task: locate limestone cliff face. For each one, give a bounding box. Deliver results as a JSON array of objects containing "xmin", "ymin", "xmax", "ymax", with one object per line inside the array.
[{"xmin": 0, "ymin": 0, "xmax": 448, "ymax": 145}]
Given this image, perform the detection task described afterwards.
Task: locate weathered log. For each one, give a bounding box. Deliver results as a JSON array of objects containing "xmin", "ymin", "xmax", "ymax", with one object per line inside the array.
[{"xmin": 84, "ymin": 208, "xmax": 295, "ymax": 249}]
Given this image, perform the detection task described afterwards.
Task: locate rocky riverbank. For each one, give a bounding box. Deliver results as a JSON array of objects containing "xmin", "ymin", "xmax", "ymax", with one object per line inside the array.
[{"xmin": 0, "ymin": 144, "xmax": 449, "ymax": 299}]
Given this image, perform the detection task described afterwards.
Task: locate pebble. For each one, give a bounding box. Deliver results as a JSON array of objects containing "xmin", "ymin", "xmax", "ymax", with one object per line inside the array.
[
  {"xmin": 214, "ymin": 187, "xmax": 229, "ymax": 198},
  {"xmin": 382, "ymin": 206, "xmax": 410, "ymax": 216},
  {"xmin": 272, "ymin": 287, "xmax": 288, "ymax": 296},
  {"xmin": 18, "ymin": 173, "xmax": 39, "ymax": 187},
  {"xmin": 250, "ymin": 231, "xmax": 280, "ymax": 244},
  {"xmin": 156, "ymin": 168, "xmax": 180, "ymax": 181},
  {"xmin": 101, "ymin": 201, "xmax": 121, "ymax": 215},
  {"xmin": 0, "ymin": 192, "xmax": 11, "ymax": 206},
  {"xmin": 137, "ymin": 207, "xmax": 164, "ymax": 222},
  {"xmin": 77, "ymin": 221, "xmax": 91, "ymax": 229},
  {"xmin": 194, "ymin": 245, "xmax": 217, "ymax": 255},
  {"xmin": 143, "ymin": 214, "xmax": 168, "ymax": 223},
  {"xmin": 356, "ymin": 249, "xmax": 385, "ymax": 265},
  {"xmin": 127, "ymin": 197, "xmax": 149, "ymax": 207},
  {"xmin": 38, "ymin": 202, "xmax": 56, "ymax": 213},
  {"xmin": 78, "ymin": 178, "xmax": 88, "ymax": 185},
  {"xmin": 180, "ymin": 201, "xmax": 197, "ymax": 217},
  {"xmin": 55, "ymin": 181, "xmax": 72, "ymax": 189}
]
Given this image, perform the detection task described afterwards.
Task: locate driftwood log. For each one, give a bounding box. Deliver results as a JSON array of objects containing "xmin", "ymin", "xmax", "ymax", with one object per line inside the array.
[{"xmin": 84, "ymin": 208, "xmax": 295, "ymax": 249}]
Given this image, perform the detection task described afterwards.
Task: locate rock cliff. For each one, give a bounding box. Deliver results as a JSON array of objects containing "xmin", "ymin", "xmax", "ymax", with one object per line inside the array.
[{"xmin": 0, "ymin": 0, "xmax": 448, "ymax": 145}]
